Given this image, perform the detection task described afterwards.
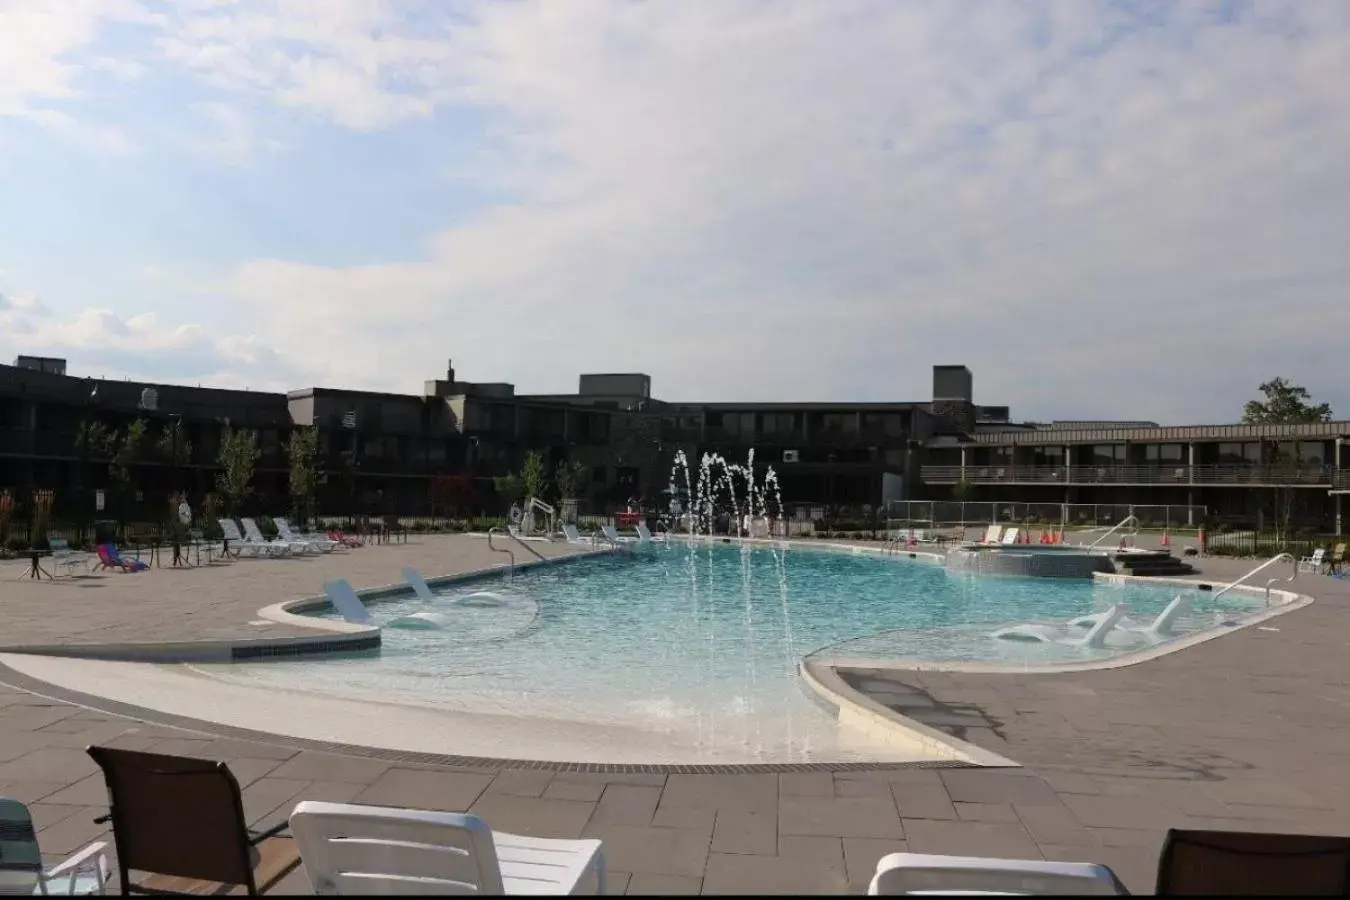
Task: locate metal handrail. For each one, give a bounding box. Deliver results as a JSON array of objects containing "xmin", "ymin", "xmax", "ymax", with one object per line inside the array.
[
  {"xmin": 502, "ymin": 527, "xmax": 548, "ymax": 562},
  {"xmin": 486, "ymin": 527, "xmax": 515, "ymax": 574},
  {"xmin": 1213, "ymin": 552, "xmax": 1296, "ymax": 602},
  {"xmin": 1086, "ymin": 515, "xmax": 1139, "ymax": 550},
  {"xmin": 920, "ymin": 464, "xmax": 1343, "ymax": 486}
]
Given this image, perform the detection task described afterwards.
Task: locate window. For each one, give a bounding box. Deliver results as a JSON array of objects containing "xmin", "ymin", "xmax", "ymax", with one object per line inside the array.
[
  {"xmin": 762, "ymin": 413, "xmax": 794, "ymax": 435},
  {"xmin": 1145, "ymin": 444, "xmax": 1184, "ymax": 462},
  {"xmin": 1092, "ymin": 445, "xmax": 1126, "ymax": 465},
  {"xmin": 883, "ymin": 414, "xmax": 906, "ymax": 437},
  {"xmin": 1300, "ymin": 441, "xmax": 1326, "ymax": 465},
  {"xmin": 1031, "ymin": 446, "xmax": 1064, "ymax": 465}
]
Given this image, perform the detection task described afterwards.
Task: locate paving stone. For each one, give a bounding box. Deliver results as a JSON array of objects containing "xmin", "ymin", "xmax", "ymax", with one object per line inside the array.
[
  {"xmin": 651, "ymin": 803, "xmax": 716, "ymax": 833},
  {"xmin": 901, "ymin": 819, "xmax": 1043, "ymax": 860},
  {"xmin": 582, "ymin": 824, "xmax": 712, "ymax": 878},
  {"xmin": 954, "ymin": 801, "xmax": 1021, "ymax": 823},
  {"xmin": 941, "ymin": 770, "xmax": 1063, "ymax": 806},
  {"xmin": 779, "ymin": 772, "xmax": 834, "ymax": 797},
  {"xmin": 485, "ymin": 768, "xmax": 555, "ymax": 798},
  {"xmin": 661, "ymin": 773, "xmax": 778, "ymax": 812},
  {"xmin": 1013, "ymin": 802, "xmax": 1093, "ymax": 846},
  {"xmin": 702, "ymin": 850, "xmax": 848, "ymax": 895},
  {"xmin": 265, "ymin": 751, "xmax": 390, "ymax": 784},
  {"xmin": 0, "ymin": 748, "xmax": 99, "ymax": 783},
  {"xmin": 842, "ymin": 837, "xmax": 908, "ymax": 891},
  {"xmin": 627, "ymin": 872, "xmax": 702, "ymax": 895},
  {"xmin": 591, "ymin": 785, "xmax": 662, "ymax": 827},
  {"xmin": 468, "ymin": 792, "xmax": 596, "ymax": 839},
  {"xmin": 354, "ymin": 767, "xmax": 493, "ymax": 811},
  {"xmin": 890, "ymin": 783, "xmax": 958, "ymax": 821},
  {"xmin": 604, "ymin": 871, "xmax": 631, "ymax": 895},
  {"xmin": 543, "ymin": 777, "xmax": 607, "ymax": 802},
  {"xmin": 711, "ymin": 808, "xmax": 778, "ymax": 855},
  {"xmin": 37, "ymin": 773, "xmax": 108, "ymax": 807},
  {"xmin": 778, "ymin": 795, "xmax": 904, "ymax": 839}
]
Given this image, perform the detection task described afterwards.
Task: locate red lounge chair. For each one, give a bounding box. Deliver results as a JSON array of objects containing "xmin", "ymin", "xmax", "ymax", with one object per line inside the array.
[{"xmin": 96, "ymin": 544, "xmax": 148, "ymax": 572}]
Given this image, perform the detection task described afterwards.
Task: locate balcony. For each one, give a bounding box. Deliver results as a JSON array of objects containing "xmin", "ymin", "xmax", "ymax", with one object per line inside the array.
[{"xmin": 922, "ymin": 464, "xmax": 1342, "ymax": 487}]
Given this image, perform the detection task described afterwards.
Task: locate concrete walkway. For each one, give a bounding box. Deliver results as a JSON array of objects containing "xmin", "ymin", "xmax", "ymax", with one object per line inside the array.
[
  {"xmin": 2, "ymin": 548, "xmax": 1347, "ymax": 893},
  {"xmin": 0, "ymin": 535, "xmax": 592, "ymax": 651}
]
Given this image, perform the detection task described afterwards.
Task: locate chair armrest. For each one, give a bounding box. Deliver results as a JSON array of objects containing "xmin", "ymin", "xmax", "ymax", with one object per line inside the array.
[{"xmin": 43, "ymin": 847, "xmax": 109, "ymax": 879}]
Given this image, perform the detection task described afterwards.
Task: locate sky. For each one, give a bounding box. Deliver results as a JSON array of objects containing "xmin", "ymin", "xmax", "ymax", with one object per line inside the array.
[{"xmin": 1, "ymin": 0, "xmax": 1348, "ymax": 425}]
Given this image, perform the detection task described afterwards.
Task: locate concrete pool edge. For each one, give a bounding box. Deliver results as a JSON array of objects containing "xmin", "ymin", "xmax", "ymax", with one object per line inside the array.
[
  {"xmin": 798, "ymin": 660, "xmax": 1019, "ymax": 768},
  {"xmin": 0, "ymin": 655, "xmax": 971, "ymax": 774}
]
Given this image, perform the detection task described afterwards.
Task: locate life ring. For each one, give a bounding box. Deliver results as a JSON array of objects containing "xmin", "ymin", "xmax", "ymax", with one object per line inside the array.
[{"xmin": 508, "ymin": 504, "xmax": 523, "ymax": 525}]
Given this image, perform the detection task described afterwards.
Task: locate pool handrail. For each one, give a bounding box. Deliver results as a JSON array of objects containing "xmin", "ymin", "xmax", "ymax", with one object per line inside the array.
[
  {"xmin": 1210, "ymin": 551, "xmax": 1296, "ymax": 603},
  {"xmin": 486, "ymin": 527, "xmax": 516, "ymax": 574},
  {"xmin": 1085, "ymin": 515, "xmax": 1139, "ymax": 550}
]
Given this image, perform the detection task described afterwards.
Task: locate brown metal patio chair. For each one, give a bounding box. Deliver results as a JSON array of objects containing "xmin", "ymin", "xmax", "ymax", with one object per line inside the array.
[
  {"xmin": 1157, "ymin": 828, "xmax": 1350, "ymax": 895},
  {"xmin": 86, "ymin": 745, "xmax": 301, "ymax": 895}
]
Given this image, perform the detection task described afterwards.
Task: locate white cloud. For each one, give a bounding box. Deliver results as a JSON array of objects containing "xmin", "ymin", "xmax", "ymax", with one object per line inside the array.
[
  {"xmin": 5, "ymin": 1, "xmax": 1350, "ymax": 423},
  {"xmin": 0, "ymin": 286, "xmax": 299, "ymax": 390}
]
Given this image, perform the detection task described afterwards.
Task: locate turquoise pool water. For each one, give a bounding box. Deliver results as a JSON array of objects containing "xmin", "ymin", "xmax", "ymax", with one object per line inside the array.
[{"xmin": 208, "ymin": 542, "xmax": 1262, "ymax": 763}]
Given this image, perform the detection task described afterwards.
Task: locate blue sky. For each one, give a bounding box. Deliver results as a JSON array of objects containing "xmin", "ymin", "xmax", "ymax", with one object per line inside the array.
[{"xmin": 1, "ymin": 0, "xmax": 1348, "ymax": 423}]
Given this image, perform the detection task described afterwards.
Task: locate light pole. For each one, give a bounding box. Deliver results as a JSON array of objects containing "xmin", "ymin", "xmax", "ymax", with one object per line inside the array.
[
  {"xmin": 80, "ymin": 379, "xmax": 99, "ymax": 545},
  {"xmin": 342, "ymin": 410, "xmax": 358, "ymax": 528},
  {"xmin": 169, "ymin": 413, "xmax": 185, "ymax": 567}
]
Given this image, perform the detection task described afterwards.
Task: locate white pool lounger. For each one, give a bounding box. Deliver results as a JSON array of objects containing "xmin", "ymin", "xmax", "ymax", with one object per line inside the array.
[
  {"xmin": 991, "ymin": 604, "xmax": 1125, "ymax": 649},
  {"xmin": 1069, "ymin": 593, "xmax": 1191, "ymax": 642}
]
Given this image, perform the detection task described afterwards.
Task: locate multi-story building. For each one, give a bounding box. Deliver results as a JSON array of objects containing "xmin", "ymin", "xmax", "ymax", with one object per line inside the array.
[{"xmin": 2, "ymin": 354, "xmax": 1346, "ymax": 533}]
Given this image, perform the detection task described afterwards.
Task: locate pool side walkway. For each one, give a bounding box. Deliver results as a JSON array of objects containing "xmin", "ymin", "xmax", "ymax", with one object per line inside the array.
[
  {"xmin": 1, "ymin": 544, "xmax": 1348, "ymax": 893},
  {"xmin": 0, "ymin": 535, "xmax": 594, "ymax": 655}
]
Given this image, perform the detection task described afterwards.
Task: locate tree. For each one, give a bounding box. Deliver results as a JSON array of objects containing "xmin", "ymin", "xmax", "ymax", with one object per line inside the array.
[
  {"xmin": 286, "ymin": 426, "xmax": 319, "ymax": 528},
  {"xmin": 215, "ymin": 423, "xmax": 260, "ymax": 515},
  {"xmin": 75, "ymin": 421, "xmax": 116, "ymax": 459},
  {"xmin": 520, "ymin": 450, "xmax": 548, "ymax": 501},
  {"xmin": 1242, "ymin": 378, "xmax": 1333, "ymax": 425},
  {"xmin": 109, "ymin": 418, "xmax": 149, "ymax": 488},
  {"xmin": 156, "ymin": 419, "xmax": 193, "ymax": 466},
  {"xmin": 951, "ymin": 478, "xmax": 976, "ymax": 503},
  {"xmin": 1241, "ymin": 378, "xmax": 1333, "ymax": 542},
  {"xmin": 554, "ymin": 459, "xmax": 589, "ymax": 501},
  {"xmin": 493, "ymin": 474, "xmax": 524, "ymax": 509}
]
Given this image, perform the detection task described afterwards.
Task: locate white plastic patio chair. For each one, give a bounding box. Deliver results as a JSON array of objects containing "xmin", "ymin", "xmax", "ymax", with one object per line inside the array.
[
  {"xmin": 1000, "ymin": 527, "xmax": 1021, "ymax": 545},
  {"xmin": 561, "ymin": 524, "xmax": 592, "ymax": 545},
  {"xmin": 868, "ymin": 852, "xmax": 1128, "ymax": 895},
  {"xmin": 241, "ymin": 517, "xmax": 312, "ymax": 555},
  {"xmin": 0, "ymin": 796, "xmax": 111, "ymax": 895},
  {"xmin": 982, "ymin": 525, "xmax": 1002, "ymax": 544},
  {"xmin": 219, "ymin": 519, "xmax": 283, "ymax": 557},
  {"xmin": 288, "ymin": 800, "xmax": 606, "ymax": 895},
  {"xmin": 276, "ymin": 518, "xmax": 340, "ymax": 553},
  {"xmin": 1298, "ymin": 548, "xmax": 1325, "ymax": 573}
]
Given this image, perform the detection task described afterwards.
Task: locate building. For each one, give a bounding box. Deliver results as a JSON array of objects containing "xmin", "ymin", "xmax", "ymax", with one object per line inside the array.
[{"xmin": 1, "ymin": 355, "xmax": 1347, "ymax": 532}]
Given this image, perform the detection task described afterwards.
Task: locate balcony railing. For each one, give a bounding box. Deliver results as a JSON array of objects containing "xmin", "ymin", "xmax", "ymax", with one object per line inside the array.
[{"xmin": 922, "ymin": 464, "xmax": 1342, "ymax": 486}]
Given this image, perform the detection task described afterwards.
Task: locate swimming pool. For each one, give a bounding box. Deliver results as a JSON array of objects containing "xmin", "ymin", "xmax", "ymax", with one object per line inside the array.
[{"xmin": 202, "ymin": 542, "xmax": 1263, "ymax": 763}]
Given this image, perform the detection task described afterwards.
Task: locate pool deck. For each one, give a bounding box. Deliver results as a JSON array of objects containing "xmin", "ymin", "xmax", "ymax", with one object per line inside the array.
[
  {"xmin": 2, "ymin": 541, "xmax": 1349, "ymax": 893},
  {"xmin": 0, "ymin": 535, "xmax": 595, "ymax": 658}
]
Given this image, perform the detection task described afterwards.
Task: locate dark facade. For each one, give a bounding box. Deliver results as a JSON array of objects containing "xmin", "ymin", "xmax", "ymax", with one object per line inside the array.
[{"xmin": 11, "ymin": 353, "xmax": 1341, "ymax": 531}]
